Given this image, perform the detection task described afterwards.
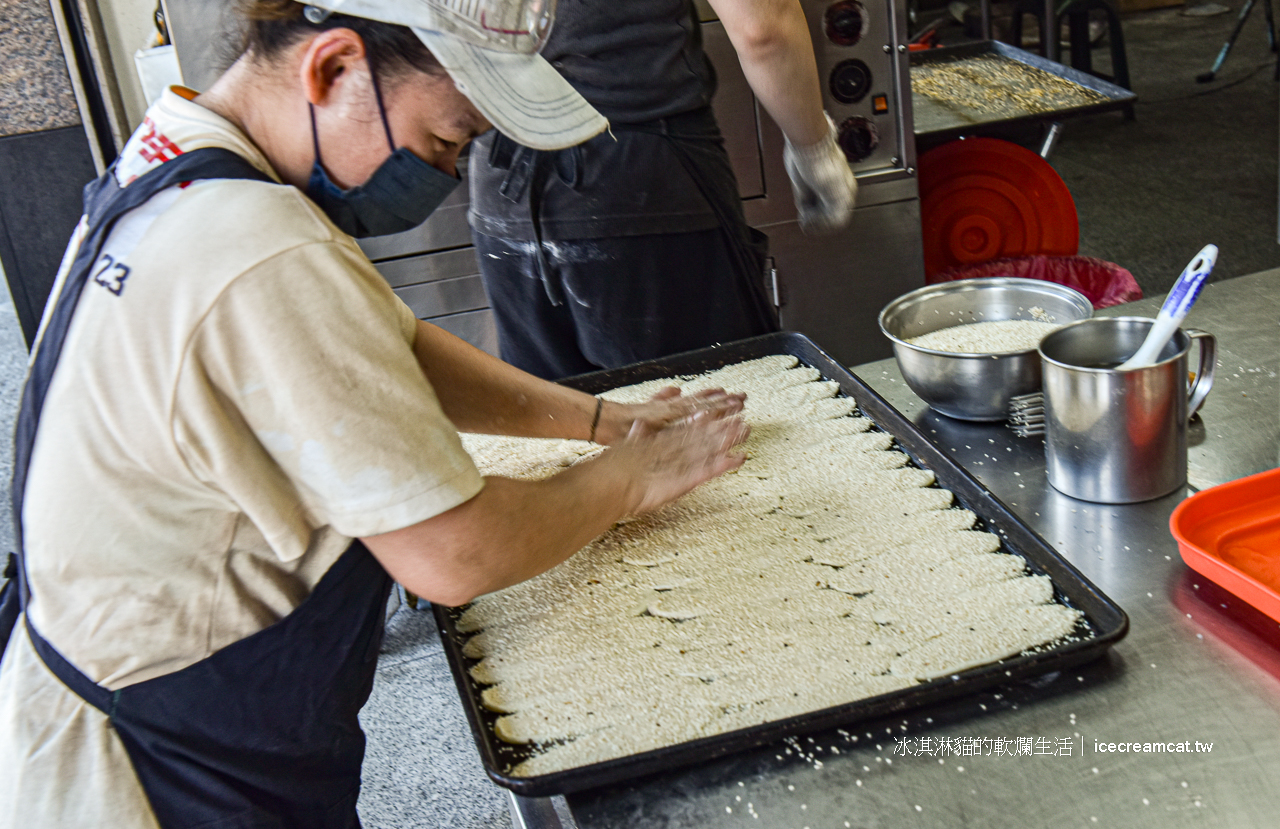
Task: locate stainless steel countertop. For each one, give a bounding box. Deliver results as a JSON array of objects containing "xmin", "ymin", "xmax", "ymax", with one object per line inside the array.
[{"xmin": 525, "ymin": 269, "xmax": 1280, "ymax": 829}]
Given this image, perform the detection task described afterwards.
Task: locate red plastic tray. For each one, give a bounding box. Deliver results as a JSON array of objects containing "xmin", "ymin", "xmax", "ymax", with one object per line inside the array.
[{"xmin": 1171, "ymin": 467, "xmax": 1280, "ymax": 623}]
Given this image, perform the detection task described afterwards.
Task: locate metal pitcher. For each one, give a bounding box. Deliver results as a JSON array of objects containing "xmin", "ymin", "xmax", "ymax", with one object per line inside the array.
[{"xmin": 1039, "ymin": 317, "xmax": 1217, "ymax": 504}]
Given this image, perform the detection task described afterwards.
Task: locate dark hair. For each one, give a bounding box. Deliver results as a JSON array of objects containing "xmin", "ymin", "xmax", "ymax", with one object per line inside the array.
[{"xmin": 235, "ymin": 0, "xmax": 443, "ymax": 78}]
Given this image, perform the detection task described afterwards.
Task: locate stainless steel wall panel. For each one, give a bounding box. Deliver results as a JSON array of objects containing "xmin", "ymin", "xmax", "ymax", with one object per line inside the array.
[
  {"xmin": 771, "ymin": 198, "xmax": 925, "ymax": 367},
  {"xmin": 392, "ymin": 274, "xmax": 489, "ymax": 319},
  {"xmin": 374, "ymin": 247, "xmax": 482, "ymax": 289}
]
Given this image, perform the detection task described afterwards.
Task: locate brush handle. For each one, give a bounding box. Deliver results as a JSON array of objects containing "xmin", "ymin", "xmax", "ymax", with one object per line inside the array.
[
  {"xmin": 1161, "ymin": 244, "xmax": 1216, "ymax": 320},
  {"xmin": 1117, "ymin": 244, "xmax": 1217, "ymax": 370}
]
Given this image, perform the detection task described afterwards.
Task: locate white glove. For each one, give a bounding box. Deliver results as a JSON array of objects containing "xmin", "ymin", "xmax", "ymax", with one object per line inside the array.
[{"xmin": 783, "ymin": 112, "xmax": 858, "ymax": 235}]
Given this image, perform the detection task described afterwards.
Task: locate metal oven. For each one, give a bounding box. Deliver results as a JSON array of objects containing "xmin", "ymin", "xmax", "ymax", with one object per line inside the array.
[{"xmin": 162, "ymin": 0, "xmax": 924, "ymax": 366}]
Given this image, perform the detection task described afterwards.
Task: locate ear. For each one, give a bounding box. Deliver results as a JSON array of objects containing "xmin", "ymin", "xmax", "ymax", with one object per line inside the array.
[{"xmin": 299, "ymin": 28, "xmax": 367, "ymax": 106}]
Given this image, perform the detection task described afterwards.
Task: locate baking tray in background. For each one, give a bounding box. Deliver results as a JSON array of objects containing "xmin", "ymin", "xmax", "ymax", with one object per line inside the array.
[
  {"xmin": 434, "ymin": 331, "xmax": 1129, "ymax": 797},
  {"xmin": 1172, "ymin": 466, "xmax": 1280, "ymax": 623},
  {"xmin": 910, "ymin": 40, "xmax": 1137, "ymax": 144}
]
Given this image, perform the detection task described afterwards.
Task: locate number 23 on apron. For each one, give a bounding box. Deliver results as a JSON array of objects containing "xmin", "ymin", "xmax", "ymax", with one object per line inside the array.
[{"xmin": 0, "ymin": 148, "xmax": 393, "ymax": 829}]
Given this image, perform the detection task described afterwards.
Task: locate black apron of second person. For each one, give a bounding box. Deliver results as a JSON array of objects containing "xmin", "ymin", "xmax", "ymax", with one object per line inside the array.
[
  {"xmin": 0, "ymin": 148, "xmax": 394, "ymax": 829},
  {"xmin": 474, "ymin": 108, "xmax": 780, "ymax": 380}
]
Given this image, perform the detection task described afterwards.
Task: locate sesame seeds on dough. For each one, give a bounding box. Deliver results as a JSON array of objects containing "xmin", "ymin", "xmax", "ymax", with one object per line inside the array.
[
  {"xmin": 749, "ymin": 379, "xmax": 843, "ymax": 411},
  {"xmin": 906, "ymin": 319, "xmax": 1062, "ymax": 354},
  {"xmin": 460, "ymin": 434, "xmax": 601, "ymax": 481},
  {"xmin": 888, "ymin": 603, "xmax": 1081, "ymax": 679},
  {"xmin": 745, "ymin": 416, "xmax": 876, "ymax": 455},
  {"xmin": 457, "ymin": 356, "xmax": 1083, "ymax": 777}
]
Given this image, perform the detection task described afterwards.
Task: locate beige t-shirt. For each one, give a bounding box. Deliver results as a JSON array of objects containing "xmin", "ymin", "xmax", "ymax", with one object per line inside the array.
[{"xmin": 0, "ymin": 88, "xmax": 485, "ymax": 827}]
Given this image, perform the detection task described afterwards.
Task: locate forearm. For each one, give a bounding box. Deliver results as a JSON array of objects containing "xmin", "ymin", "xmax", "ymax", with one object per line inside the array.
[
  {"xmin": 363, "ymin": 398, "xmax": 751, "ymax": 607},
  {"xmin": 710, "ymin": 0, "xmax": 828, "ymax": 146},
  {"xmin": 412, "ymin": 319, "xmax": 599, "ymax": 439},
  {"xmin": 411, "ymin": 320, "xmax": 740, "ymax": 446},
  {"xmin": 363, "ymin": 461, "xmax": 636, "ymax": 606}
]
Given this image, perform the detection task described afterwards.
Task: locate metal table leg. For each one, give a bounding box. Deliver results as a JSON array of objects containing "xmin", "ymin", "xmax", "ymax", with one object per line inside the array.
[
  {"xmin": 1039, "ymin": 121, "xmax": 1065, "ymax": 158},
  {"xmin": 1045, "ymin": 0, "xmax": 1059, "ymax": 61},
  {"xmin": 507, "ymin": 792, "xmax": 576, "ymax": 829}
]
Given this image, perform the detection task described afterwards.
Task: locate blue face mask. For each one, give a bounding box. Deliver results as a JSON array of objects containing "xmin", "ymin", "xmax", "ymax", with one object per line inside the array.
[{"xmin": 304, "ymin": 68, "xmax": 460, "ymax": 238}]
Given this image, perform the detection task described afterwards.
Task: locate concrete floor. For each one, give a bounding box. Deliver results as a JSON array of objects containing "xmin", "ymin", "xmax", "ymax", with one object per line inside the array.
[
  {"xmin": 0, "ymin": 7, "xmax": 1277, "ymax": 827},
  {"xmin": 1051, "ymin": 6, "xmax": 1280, "ymax": 296},
  {"xmin": 359, "ymin": 601, "xmax": 512, "ymax": 828}
]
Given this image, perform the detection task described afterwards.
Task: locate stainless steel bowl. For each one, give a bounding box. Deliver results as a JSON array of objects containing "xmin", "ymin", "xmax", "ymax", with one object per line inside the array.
[{"xmin": 877, "ymin": 278, "xmax": 1094, "ymax": 421}]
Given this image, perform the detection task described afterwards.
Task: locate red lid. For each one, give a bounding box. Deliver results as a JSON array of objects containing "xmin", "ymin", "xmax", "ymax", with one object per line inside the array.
[{"xmin": 918, "ymin": 137, "xmax": 1079, "ymax": 277}]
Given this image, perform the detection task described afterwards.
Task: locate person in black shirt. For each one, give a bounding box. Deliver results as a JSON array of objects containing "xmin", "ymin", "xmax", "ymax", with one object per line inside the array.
[{"xmin": 468, "ymin": 0, "xmax": 857, "ymax": 379}]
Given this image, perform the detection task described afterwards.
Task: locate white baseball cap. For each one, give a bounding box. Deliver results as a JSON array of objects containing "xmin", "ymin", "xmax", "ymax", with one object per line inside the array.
[{"xmin": 298, "ymin": 0, "xmax": 607, "ymax": 151}]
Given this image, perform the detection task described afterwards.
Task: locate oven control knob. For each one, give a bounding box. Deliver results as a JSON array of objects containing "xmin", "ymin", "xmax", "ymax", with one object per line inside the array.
[
  {"xmin": 837, "ymin": 116, "xmax": 879, "ymax": 163},
  {"xmin": 830, "ymin": 59, "xmax": 872, "ymax": 104},
  {"xmin": 825, "ymin": 0, "xmax": 869, "ymax": 46}
]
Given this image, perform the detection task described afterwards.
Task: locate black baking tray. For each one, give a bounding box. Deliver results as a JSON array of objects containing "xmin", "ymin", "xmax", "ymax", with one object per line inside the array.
[
  {"xmin": 433, "ymin": 331, "xmax": 1129, "ymax": 797},
  {"xmin": 911, "ymin": 40, "xmax": 1137, "ymax": 143}
]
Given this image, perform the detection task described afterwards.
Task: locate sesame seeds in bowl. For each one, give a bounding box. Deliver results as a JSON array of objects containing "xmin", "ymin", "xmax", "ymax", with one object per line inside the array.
[{"xmin": 878, "ymin": 278, "xmax": 1093, "ymax": 421}]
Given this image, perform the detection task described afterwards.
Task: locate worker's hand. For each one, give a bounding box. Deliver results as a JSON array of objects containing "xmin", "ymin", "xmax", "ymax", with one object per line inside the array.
[
  {"xmin": 593, "ymin": 387, "xmax": 746, "ymax": 446},
  {"xmin": 783, "ymin": 112, "xmax": 858, "ymax": 235},
  {"xmin": 608, "ymin": 410, "xmax": 750, "ymax": 516}
]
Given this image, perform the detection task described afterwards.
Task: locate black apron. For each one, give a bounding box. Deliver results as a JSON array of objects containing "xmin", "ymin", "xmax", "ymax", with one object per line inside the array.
[
  {"xmin": 485, "ymin": 107, "xmax": 776, "ymax": 330},
  {"xmin": 0, "ymin": 148, "xmax": 394, "ymax": 829}
]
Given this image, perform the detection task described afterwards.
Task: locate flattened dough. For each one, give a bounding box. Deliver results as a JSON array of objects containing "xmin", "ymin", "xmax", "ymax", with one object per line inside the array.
[{"xmin": 458, "ymin": 356, "xmax": 1083, "ymax": 777}]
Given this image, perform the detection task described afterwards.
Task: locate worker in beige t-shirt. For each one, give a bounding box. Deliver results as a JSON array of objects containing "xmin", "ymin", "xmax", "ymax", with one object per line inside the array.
[{"xmin": 0, "ymin": 2, "xmax": 749, "ymax": 827}]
